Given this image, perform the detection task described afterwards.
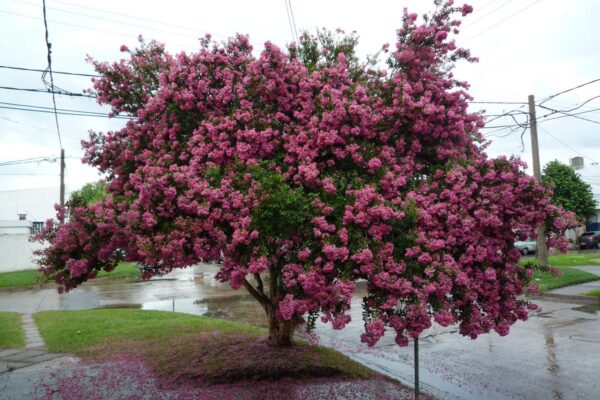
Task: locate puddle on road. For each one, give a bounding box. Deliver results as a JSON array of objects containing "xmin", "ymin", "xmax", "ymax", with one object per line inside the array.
[
  {"xmin": 572, "ymin": 304, "xmax": 600, "ymax": 316},
  {"xmin": 140, "ymin": 294, "xmax": 268, "ymax": 328}
]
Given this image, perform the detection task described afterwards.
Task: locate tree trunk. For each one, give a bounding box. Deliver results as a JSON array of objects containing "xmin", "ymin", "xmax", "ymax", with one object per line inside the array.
[
  {"xmin": 242, "ymin": 275, "xmax": 297, "ymax": 347},
  {"xmin": 266, "ymin": 308, "xmax": 297, "ymax": 347}
]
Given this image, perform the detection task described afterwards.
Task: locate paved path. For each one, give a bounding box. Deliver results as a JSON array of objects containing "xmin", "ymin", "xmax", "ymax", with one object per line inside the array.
[
  {"xmin": 0, "ymin": 314, "xmax": 62, "ymax": 375},
  {"xmin": 548, "ymin": 265, "xmax": 600, "ymax": 296}
]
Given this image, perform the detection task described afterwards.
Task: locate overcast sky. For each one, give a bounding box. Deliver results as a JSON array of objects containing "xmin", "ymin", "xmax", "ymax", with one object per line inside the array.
[{"xmin": 1, "ymin": 0, "xmax": 600, "ymax": 197}]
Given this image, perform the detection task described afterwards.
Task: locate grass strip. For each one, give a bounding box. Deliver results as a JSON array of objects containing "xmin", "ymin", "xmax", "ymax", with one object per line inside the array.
[{"xmin": 0, "ymin": 312, "xmax": 25, "ymax": 348}]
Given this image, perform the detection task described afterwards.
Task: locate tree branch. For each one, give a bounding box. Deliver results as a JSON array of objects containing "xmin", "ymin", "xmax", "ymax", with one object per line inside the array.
[
  {"xmin": 254, "ymin": 273, "xmax": 264, "ymax": 295},
  {"xmin": 243, "ymin": 279, "xmax": 269, "ymax": 308}
]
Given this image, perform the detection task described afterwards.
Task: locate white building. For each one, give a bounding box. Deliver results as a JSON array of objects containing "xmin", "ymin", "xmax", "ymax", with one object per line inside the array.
[
  {"xmin": 0, "ymin": 187, "xmax": 65, "ymax": 272},
  {"xmin": 572, "ymin": 157, "xmax": 600, "ymax": 231}
]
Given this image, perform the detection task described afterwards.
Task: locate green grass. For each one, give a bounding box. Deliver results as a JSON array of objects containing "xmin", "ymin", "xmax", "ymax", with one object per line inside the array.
[
  {"xmin": 586, "ymin": 288, "xmax": 600, "ymax": 299},
  {"xmin": 532, "ymin": 267, "xmax": 600, "ymax": 292},
  {"xmin": 0, "ymin": 269, "xmax": 45, "ymax": 289},
  {"xmin": 34, "ymin": 309, "xmax": 261, "ymax": 353},
  {"xmin": 0, "ymin": 312, "xmax": 25, "ymax": 348},
  {"xmin": 0, "ymin": 262, "xmax": 140, "ymax": 289},
  {"xmin": 547, "ymin": 253, "xmax": 600, "ymax": 267},
  {"xmin": 33, "ymin": 309, "xmax": 374, "ymax": 386}
]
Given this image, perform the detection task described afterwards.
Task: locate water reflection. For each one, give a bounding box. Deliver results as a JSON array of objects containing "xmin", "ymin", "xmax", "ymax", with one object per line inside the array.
[
  {"xmin": 544, "ymin": 330, "xmax": 563, "ymax": 400},
  {"xmin": 572, "ymin": 304, "xmax": 600, "ymax": 316}
]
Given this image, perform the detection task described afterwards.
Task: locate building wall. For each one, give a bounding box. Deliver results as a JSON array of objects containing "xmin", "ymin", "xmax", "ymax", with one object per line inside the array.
[
  {"xmin": 0, "ymin": 187, "xmax": 65, "ymax": 221},
  {"xmin": 0, "ymin": 234, "xmax": 46, "ymax": 272}
]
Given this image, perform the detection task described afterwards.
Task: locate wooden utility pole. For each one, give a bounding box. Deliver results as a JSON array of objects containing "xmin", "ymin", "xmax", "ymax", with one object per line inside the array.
[
  {"xmin": 528, "ymin": 95, "xmax": 548, "ymax": 267},
  {"xmin": 60, "ymin": 149, "xmax": 65, "ymax": 208}
]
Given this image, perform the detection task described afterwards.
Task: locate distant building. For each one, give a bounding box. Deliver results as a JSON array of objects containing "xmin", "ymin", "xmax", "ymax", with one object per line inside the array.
[
  {"xmin": 0, "ymin": 186, "xmax": 65, "ymax": 222},
  {"xmin": 0, "ymin": 187, "xmax": 66, "ymax": 272},
  {"xmin": 570, "ymin": 157, "xmax": 600, "ymax": 231}
]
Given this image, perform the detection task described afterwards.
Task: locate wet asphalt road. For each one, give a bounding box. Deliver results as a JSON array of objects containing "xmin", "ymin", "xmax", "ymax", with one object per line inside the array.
[{"xmin": 1, "ymin": 264, "xmax": 599, "ymax": 399}]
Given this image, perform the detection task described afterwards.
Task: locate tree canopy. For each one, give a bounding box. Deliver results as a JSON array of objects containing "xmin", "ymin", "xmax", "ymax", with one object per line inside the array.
[
  {"xmin": 35, "ymin": 1, "xmax": 574, "ymax": 347},
  {"xmin": 68, "ymin": 181, "xmax": 108, "ymax": 209},
  {"xmin": 542, "ymin": 160, "xmax": 597, "ymax": 224}
]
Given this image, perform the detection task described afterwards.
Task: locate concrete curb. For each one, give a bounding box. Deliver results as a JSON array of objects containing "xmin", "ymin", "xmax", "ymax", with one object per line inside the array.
[{"xmin": 530, "ymin": 293, "xmax": 600, "ymax": 305}]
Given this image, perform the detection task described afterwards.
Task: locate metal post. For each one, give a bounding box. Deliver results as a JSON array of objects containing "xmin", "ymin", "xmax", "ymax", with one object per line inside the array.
[
  {"xmin": 414, "ymin": 336, "xmax": 420, "ymax": 400},
  {"xmin": 528, "ymin": 95, "xmax": 548, "ymax": 267}
]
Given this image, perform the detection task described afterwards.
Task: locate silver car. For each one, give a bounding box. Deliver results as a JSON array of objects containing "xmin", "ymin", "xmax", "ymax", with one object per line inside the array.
[{"xmin": 515, "ymin": 238, "xmax": 537, "ymax": 255}]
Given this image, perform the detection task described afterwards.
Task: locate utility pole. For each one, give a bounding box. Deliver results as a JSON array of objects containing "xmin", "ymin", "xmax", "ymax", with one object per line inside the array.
[
  {"xmin": 528, "ymin": 95, "xmax": 548, "ymax": 267},
  {"xmin": 60, "ymin": 149, "xmax": 65, "ymax": 209}
]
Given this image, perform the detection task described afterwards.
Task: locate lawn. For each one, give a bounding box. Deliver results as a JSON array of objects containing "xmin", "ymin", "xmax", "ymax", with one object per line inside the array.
[
  {"xmin": 531, "ymin": 267, "xmax": 600, "ymax": 292},
  {"xmin": 0, "ymin": 262, "xmax": 140, "ymax": 289},
  {"xmin": 546, "ymin": 253, "xmax": 600, "ymax": 267},
  {"xmin": 34, "ymin": 309, "xmax": 374, "ymax": 386},
  {"xmin": 586, "ymin": 288, "xmax": 600, "ymax": 299},
  {"xmin": 0, "ymin": 312, "xmax": 25, "ymax": 348},
  {"xmin": 521, "ymin": 253, "xmax": 600, "ymax": 292}
]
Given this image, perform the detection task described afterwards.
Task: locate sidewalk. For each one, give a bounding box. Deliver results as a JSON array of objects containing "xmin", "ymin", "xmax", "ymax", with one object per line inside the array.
[
  {"xmin": 548, "ymin": 266, "xmax": 600, "ymax": 296},
  {"xmin": 0, "ymin": 314, "xmax": 62, "ymax": 374}
]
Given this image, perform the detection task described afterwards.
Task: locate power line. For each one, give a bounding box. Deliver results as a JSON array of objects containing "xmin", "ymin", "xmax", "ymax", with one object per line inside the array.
[
  {"xmin": 464, "ymin": 0, "xmax": 543, "ymax": 43},
  {"xmin": 538, "ymin": 78, "xmax": 600, "ymax": 107},
  {"xmin": 0, "ymin": 9, "xmax": 181, "ymax": 46},
  {"xmin": 49, "ymin": 0, "xmax": 227, "ymax": 38},
  {"xmin": 283, "ymin": 0, "xmax": 297, "ymax": 42},
  {"xmin": 538, "ymin": 125, "xmax": 599, "ymax": 165},
  {"xmin": 0, "ymin": 85, "xmax": 94, "ymax": 98},
  {"xmin": 287, "ymin": 0, "xmax": 299, "ymax": 41},
  {"xmin": 42, "ymin": 0, "xmax": 63, "ymax": 150},
  {"xmin": 0, "ymin": 64, "xmax": 97, "ymax": 77},
  {"xmin": 16, "ymin": 0, "xmax": 208, "ymax": 42},
  {"xmin": 538, "ymin": 105, "xmax": 600, "ymax": 126},
  {"xmin": 470, "ymin": 101, "xmax": 527, "ymax": 105},
  {"xmin": 0, "ymin": 156, "xmax": 60, "ymax": 167},
  {"xmin": 462, "ymin": 0, "xmax": 516, "ymax": 29},
  {"xmin": 0, "ymin": 101, "xmax": 133, "ymax": 118},
  {"xmin": 539, "ymin": 95, "xmax": 600, "ymax": 115},
  {"xmin": 0, "ymin": 173, "xmax": 59, "ymax": 176},
  {"xmin": 538, "ymin": 107, "xmax": 600, "ymax": 123},
  {"xmin": 0, "ymin": 104, "xmax": 133, "ymax": 120}
]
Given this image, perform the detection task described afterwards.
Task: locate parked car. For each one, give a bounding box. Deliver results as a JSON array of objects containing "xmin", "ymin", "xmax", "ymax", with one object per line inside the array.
[
  {"xmin": 515, "ymin": 238, "xmax": 537, "ymax": 255},
  {"xmin": 578, "ymin": 231, "xmax": 600, "ymax": 249}
]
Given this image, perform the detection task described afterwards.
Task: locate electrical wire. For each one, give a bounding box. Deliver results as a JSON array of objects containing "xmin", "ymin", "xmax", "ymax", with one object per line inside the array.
[
  {"xmin": 0, "ymin": 103, "xmax": 133, "ymax": 120},
  {"xmin": 17, "ymin": 0, "xmax": 207, "ymax": 42},
  {"xmin": 287, "ymin": 0, "xmax": 299, "ymax": 41},
  {"xmin": 538, "ymin": 78, "xmax": 600, "ymax": 107},
  {"xmin": 538, "ymin": 107, "xmax": 600, "ymax": 124},
  {"xmin": 538, "ymin": 125, "xmax": 599, "ymax": 165},
  {"xmin": 469, "ymin": 101, "xmax": 527, "ymax": 105},
  {"xmin": 49, "ymin": 0, "xmax": 227, "ymax": 38},
  {"xmin": 0, "ymin": 65, "xmax": 97, "ymax": 77},
  {"xmin": 539, "ymin": 95, "xmax": 600, "ymax": 115},
  {"xmin": 0, "ymin": 101, "xmax": 133, "ymax": 118},
  {"xmin": 538, "ymin": 105, "xmax": 600, "ymax": 126},
  {"xmin": 0, "ymin": 85, "xmax": 95, "ymax": 97},
  {"xmin": 283, "ymin": 0, "xmax": 297, "ymax": 42},
  {"xmin": 0, "ymin": 9, "xmax": 188, "ymax": 47},
  {"xmin": 463, "ymin": 0, "xmax": 543, "ymax": 43},
  {"xmin": 0, "ymin": 156, "xmax": 60, "ymax": 167},
  {"xmin": 42, "ymin": 0, "xmax": 62, "ymax": 150},
  {"xmin": 461, "ymin": 0, "xmax": 516, "ymax": 29}
]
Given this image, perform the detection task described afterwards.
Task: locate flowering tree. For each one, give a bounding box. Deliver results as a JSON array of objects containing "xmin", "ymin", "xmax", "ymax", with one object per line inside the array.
[{"xmin": 36, "ymin": 1, "xmax": 574, "ymax": 347}]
